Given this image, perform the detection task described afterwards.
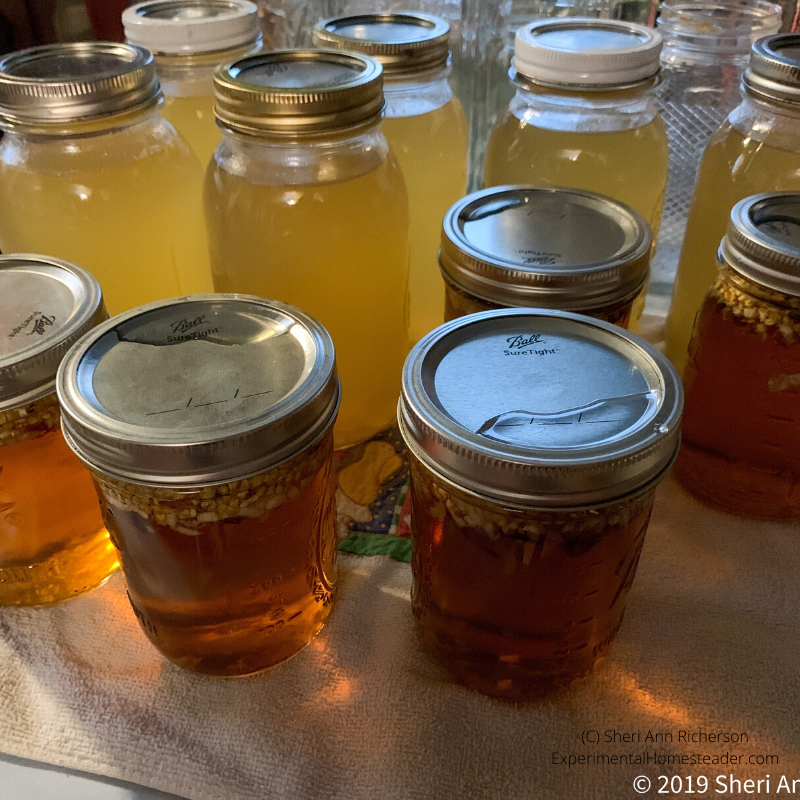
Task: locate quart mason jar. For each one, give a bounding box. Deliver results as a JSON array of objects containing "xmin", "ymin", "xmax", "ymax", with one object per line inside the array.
[
  {"xmin": 0, "ymin": 256, "xmax": 117, "ymax": 606},
  {"xmin": 665, "ymin": 33, "xmax": 800, "ymax": 374},
  {"xmin": 122, "ymin": 0, "xmax": 262, "ymax": 167},
  {"xmin": 313, "ymin": 12, "xmax": 468, "ymax": 344},
  {"xmin": 205, "ymin": 50, "xmax": 411, "ymax": 448},
  {"xmin": 440, "ymin": 185, "xmax": 652, "ymax": 330},
  {"xmin": 0, "ymin": 43, "xmax": 213, "ymax": 317},
  {"xmin": 650, "ymin": 0, "xmax": 782, "ymax": 308},
  {"xmin": 484, "ymin": 19, "xmax": 669, "ymax": 240},
  {"xmin": 57, "ymin": 295, "xmax": 340, "ymax": 675},
  {"xmin": 399, "ymin": 308, "xmax": 682, "ymax": 700},
  {"xmin": 676, "ymin": 193, "xmax": 800, "ymax": 519}
]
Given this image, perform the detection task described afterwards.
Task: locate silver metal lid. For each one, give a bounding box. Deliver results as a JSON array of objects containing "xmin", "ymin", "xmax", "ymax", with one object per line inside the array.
[
  {"xmin": 440, "ymin": 186, "xmax": 652, "ymax": 310},
  {"xmin": 743, "ymin": 33, "xmax": 800, "ymax": 105},
  {"xmin": 214, "ymin": 50, "xmax": 384, "ymax": 136},
  {"xmin": 0, "ymin": 43, "xmax": 161, "ymax": 134},
  {"xmin": 720, "ymin": 192, "xmax": 800, "ymax": 295},
  {"xmin": 399, "ymin": 309, "xmax": 682, "ymax": 508},
  {"xmin": 0, "ymin": 255, "xmax": 105, "ymax": 410},
  {"xmin": 312, "ymin": 13, "xmax": 450, "ymax": 77},
  {"xmin": 57, "ymin": 295, "xmax": 340, "ymax": 486},
  {"xmin": 123, "ymin": 0, "xmax": 261, "ymax": 56}
]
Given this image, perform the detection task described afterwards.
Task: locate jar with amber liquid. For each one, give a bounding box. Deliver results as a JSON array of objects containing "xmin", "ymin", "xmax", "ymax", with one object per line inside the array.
[
  {"xmin": 665, "ymin": 34, "xmax": 800, "ymax": 374},
  {"xmin": 0, "ymin": 256, "xmax": 116, "ymax": 605},
  {"xmin": 399, "ymin": 309, "xmax": 682, "ymax": 700},
  {"xmin": 484, "ymin": 19, "xmax": 668, "ymax": 242},
  {"xmin": 57, "ymin": 295, "xmax": 340, "ymax": 675},
  {"xmin": 123, "ymin": 0, "xmax": 262, "ymax": 167},
  {"xmin": 675, "ymin": 193, "xmax": 800, "ymax": 519},
  {"xmin": 205, "ymin": 50, "xmax": 410, "ymax": 448},
  {"xmin": 440, "ymin": 186, "xmax": 652, "ymax": 330},
  {"xmin": 313, "ymin": 13, "xmax": 468, "ymax": 344},
  {"xmin": 0, "ymin": 43, "xmax": 213, "ymax": 316}
]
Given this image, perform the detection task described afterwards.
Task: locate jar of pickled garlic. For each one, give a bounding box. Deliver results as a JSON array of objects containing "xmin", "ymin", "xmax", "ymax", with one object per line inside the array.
[
  {"xmin": 676, "ymin": 193, "xmax": 800, "ymax": 519},
  {"xmin": 0, "ymin": 43, "xmax": 213, "ymax": 316},
  {"xmin": 57, "ymin": 295, "xmax": 340, "ymax": 675},
  {"xmin": 122, "ymin": 0, "xmax": 262, "ymax": 167},
  {"xmin": 665, "ymin": 33, "xmax": 800, "ymax": 374},
  {"xmin": 205, "ymin": 50, "xmax": 410, "ymax": 449},
  {"xmin": 0, "ymin": 256, "xmax": 117, "ymax": 606},
  {"xmin": 440, "ymin": 186, "xmax": 652, "ymax": 330},
  {"xmin": 483, "ymin": 19, "xmax": 668, "ymax": 241},
  {"xmin": 399, "ymin": 308, "xmax": 682, "ymax": 699},
  {"xmin": 313, "ymin": 12, "xmax": 468, "ymax": 344}
]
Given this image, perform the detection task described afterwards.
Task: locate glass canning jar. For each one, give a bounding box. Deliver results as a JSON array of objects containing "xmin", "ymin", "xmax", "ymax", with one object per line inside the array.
[
  {"xmin": 57, "ymin": 295, "xmax": 340, "ymax": 676},
  {"xmin": 665, "ymin": 33, "xmax": 800, "ymax": 374},
  {"xmin": 123, "ymin": 0, "xmax": 262, "ymax": 167},
  {"xmin": 398, "ymin": 308, "xmax": 682, "ymax": 700},
  {"xmin": 483, "ymin": 18, "xmax": 669, "ymax": 241},
  {"xmin": 0, "ymin": 256, "xmax": 116, "ymax": 606},
  {"xmin": 313, "ymin": 12, "xmax": 468, "ymax": 344},
  {"xmin": 676, "ymin": 193, "xmax": 800, "ymax": 519},
  {"xmin": 440, "ymin": 185, "xmax": 652, "ymax": 330},
  {"xmin": 205, "ymin": 50, "xmax": 410, "ymax": 449},
  {"xmin": 650, "ymin": 0, "xmax": 782, "ymax": 310},
  {"xmin": 0, "ymin": 43, "xmax": 213, "ymax": 317}
]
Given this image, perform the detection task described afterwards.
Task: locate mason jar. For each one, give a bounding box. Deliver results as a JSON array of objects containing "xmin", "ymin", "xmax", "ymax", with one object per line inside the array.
[
  {"xmin": 0, "ymin": 43, "xmax": 213, "ymax": 316},
  {"xmin": 484, "ymin": 18, "xmax": 668, "ymax": 241},
  {"xmin": 205, "ymin": 50, "xmax": 410, "ymax": 448},
  {"xmin": 0, "ymin": 255, "xmax": 116, "ymax": 606},
  {"xmin": 122, "ymin": 0, "xmax": 262, "ymax": 167},
  {"xmin": 57, "ymin": 295, "xmax": 340, "ymax": 675},
  {"xmin": 676, "ymin": 192, "xmax": 800, "ymax": 519},
  {"xmin": 440, "ymin": 186, "xmax": 652, "ymax": 330},
  {"xmin": 650, "ymin": 0, "xmax": 782, "ymax": 309},
  {"xmin": 399, "ymin": 308, "xmax": 682, "ymax": 700},
  {"xmin": 313, "ymin": 12, "xmax": 468, "ymax": 344}
]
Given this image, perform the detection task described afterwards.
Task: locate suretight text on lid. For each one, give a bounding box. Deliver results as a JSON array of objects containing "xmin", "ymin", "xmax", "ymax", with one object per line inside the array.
[
  {"xmin": 57, "ymin": 294, "xmax": 339, "ymax": 486},
  {"xmin": 399, "ymin": 308, "xmax": 682, "ymax": 507},
  {"xmin": 0, "ymin": 255, "xmax": 105, "ymax": 408}
]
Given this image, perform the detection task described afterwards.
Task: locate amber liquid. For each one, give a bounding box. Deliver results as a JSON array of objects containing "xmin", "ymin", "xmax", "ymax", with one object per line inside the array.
[
  {"xmin": 675, "ymin": 289, "xmax": 800, "ymax": 518},
  {"xmin": 0, "ymin": 430, "xmax": 117, "ymax": 606},
  {"xmin": 410, "ymin": 461, "xmax": 655, "ymax": 700},
  {"xmin": 100, "ymin": 458, "xmax": 337, "ymax": 676}
]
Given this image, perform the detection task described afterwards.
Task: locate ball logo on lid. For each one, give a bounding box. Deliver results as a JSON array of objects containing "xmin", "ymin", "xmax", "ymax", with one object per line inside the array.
[
  {"xmin": 504, "ymin": 333, "xmax": 558, "ymax": 356},
  {"xmin": 8, "ymin": 311, "xmax": 56, "ymax": 340}
]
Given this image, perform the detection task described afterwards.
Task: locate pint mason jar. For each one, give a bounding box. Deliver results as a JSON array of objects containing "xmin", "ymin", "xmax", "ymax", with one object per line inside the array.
[
  {"xmin": 676, "ymin": 193, "xmax": 800, "ymax": 519},
  {"xmin": 123, "ymin": 0, "xmax": 262, "ymax": 167},
  {"xmin": 650, "ymin": 0, "xmax": 782, "ymax": 307},
  {"xmin": 484, "ymin": 19, "xmax": 669, "ymax": 241},
  {"xmin": 0, "ymin": 256, "xmax": 116, "ymax": 606},
  {"xmin": 440, "ymin": 186, "xmax": 652, "ymax": 330},
  {"xmin": 57, "ymin": 295, "xmax": 340, "ymax": 675},
  {"xmin": 665, "ymin": 33, "xmax": 800, "ymax": 374},
  {"xmin": 205, "ymin": 50, "xmax": 410, "ymax": 448},
  {"xmin": 0, "ymin": 43, "xmax": 213, "ymax": 316},
  {"xmin": 313, "ymin": 12, "xmax": 468, "ymax": 344},
  {"xmin": 399, "ymin": 308, "xmax": 682, "ymax": 700}
]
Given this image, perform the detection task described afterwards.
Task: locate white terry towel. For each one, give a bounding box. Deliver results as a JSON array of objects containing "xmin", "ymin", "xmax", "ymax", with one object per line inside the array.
[{"xmin": 0, "ymin": 476, "xmax": 799, "ymax": 800}]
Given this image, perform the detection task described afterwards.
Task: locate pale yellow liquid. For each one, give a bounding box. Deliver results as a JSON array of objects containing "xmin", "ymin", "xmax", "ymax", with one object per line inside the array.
[
  {"xmin": 383, "ymin": 97, "xmax": 468, "ymax": 344},
  {"xmin": 665, "ymin": 124, "xmax": 800, "ymax": 373},
  {"xmin": 0, "ymin": 117, "xmax": 213, "ymax": 316},
  {"xmin": 205, "ymin": 154, "xmax": 410, "ymax": 448},
  {"xmin": 484, "ymin": 113, "xmax": 669, "ymax": 240},
  {"xmin": 163, "ymin": 93, "xmax": 220, "ymax": 171}
]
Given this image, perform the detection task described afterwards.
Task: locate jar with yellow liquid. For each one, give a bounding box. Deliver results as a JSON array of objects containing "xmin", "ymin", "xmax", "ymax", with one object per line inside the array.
[
  {"xmin": 0, "ymin": 43, "xmax": 213, "ymax": 316},
  {"xmin": 122, "ymin": 0, "xmax": 262, "ymax": 168},
  {"xmin": 665, "ymin": 34, "xmax": 800, "ymax": 375},
  {"xmin": 0, "ymin": 256, "xmax": 117, "ymax": 606},
  {"xmin": 313, "ymin": 13, "xmax": 468, "ymax": 345},
  {"xmin": 484, "ymin": 19, "xmax": 668, "ymax": 241},
  {"xmin": 205, "ymin": 50, "xmax": 410, "ymax": 449}
]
